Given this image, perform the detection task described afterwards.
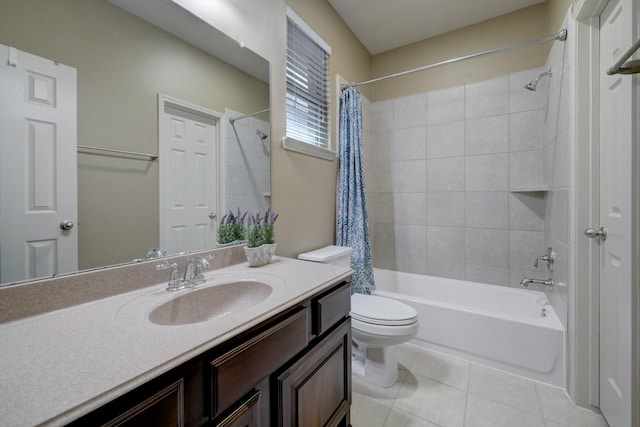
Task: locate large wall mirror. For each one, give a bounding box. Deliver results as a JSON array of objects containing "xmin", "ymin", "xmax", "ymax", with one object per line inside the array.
[{"xmin": 0, "ymin": 0, "xmax": 270, "ymax": 286}]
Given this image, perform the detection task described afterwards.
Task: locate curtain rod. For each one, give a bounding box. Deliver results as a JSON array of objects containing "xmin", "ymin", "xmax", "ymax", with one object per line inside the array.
[
  {"xmin": 341, "ymin": 29, "xmax": 568, "ymax": 90},
  {"xmin": 229, "ymin": 108, "xmax": 271, "ymax": 124},
  {"xmin": 77, "ymin": 145, "xmax": 158, "ymax": 160}
]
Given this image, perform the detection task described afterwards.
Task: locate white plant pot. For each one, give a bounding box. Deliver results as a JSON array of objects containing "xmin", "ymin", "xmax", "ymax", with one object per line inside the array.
[{"xmin": 244, "ymin": 243, "xmax": 276, "ymax": 267}]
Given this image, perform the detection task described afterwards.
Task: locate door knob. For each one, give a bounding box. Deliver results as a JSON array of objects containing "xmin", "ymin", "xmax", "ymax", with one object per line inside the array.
[
  {"xmin": 209, "ymin": 212, "xmax": 217, "ymax": 220},
  {"xmin": 60, "ymin": 220, "xmax": 74, "ymax": 230},
  {"xmin": 584, "ymin": 226, "xmax": 606, "ymax": 241}
]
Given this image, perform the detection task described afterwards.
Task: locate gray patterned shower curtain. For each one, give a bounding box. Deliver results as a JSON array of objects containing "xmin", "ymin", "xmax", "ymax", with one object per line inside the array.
[{"xmin": 336, "ymin": 87, "xmax": 375, "ymax": 294}]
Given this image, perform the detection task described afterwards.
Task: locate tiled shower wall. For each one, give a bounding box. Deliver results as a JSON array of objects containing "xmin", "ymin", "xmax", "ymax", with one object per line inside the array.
[
  {"xmin": 363, "ymin": 66, "xmax": 564, "ymax": 289},
  {"xmin": 224, "ymin": 108, "xmax": 271, "ymax": 215}
]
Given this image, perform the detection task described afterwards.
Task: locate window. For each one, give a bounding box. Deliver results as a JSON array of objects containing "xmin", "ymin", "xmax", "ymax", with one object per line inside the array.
[{"xmin": 285, "ymin": 7, "xmax": 334, "ymax": 160}]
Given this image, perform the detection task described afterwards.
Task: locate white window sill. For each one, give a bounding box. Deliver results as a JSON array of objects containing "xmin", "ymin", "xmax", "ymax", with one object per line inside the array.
[{"xmin": 281, "ymin": 137, "xmax": 335, "ymax": 161}]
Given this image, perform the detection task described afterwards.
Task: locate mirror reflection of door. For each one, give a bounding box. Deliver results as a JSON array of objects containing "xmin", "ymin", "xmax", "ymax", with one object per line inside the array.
[
  {"xmin": 158, "ymin": 95, "xmax": 220, "ymax": 255},
  {"xmin": 0, "ymin": 45, "xmax": 78, "ymax": 283}
]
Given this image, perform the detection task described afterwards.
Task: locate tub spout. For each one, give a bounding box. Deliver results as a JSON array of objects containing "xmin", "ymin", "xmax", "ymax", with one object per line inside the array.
[{"xmin": 520, "ymin": 276, "xmax": 554, "ymax": 290}]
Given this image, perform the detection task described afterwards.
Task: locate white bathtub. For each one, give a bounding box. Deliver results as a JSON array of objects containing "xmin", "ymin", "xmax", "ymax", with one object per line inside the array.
[{"xmin": 372, "ymin": 268, "xmax": 565, "ymax": 387}]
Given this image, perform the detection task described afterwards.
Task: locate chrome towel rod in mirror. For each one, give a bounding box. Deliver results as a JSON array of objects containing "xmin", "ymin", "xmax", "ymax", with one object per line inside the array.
[
  {"xmin": 607, "ymin": 37, "xmax": 640, "ymax": 75},
  {"xmin": 77, "ymin": 145, "xmax": 158, "ymax": 160}
]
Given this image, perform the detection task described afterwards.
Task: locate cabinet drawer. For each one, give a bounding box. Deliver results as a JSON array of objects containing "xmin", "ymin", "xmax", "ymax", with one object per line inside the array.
[
  {"xmin": 312, "ymin": 281, "xmax": 351, "ymax": 336},
  {"xmin": 210, "ymin": 308, "xmax": 308, "ymax": 416}
]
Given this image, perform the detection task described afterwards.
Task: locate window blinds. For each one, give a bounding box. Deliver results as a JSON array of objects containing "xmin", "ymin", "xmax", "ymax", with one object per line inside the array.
[{"xmin": 286, "ymin": 18, "xmax": 330, "ymax": 149}]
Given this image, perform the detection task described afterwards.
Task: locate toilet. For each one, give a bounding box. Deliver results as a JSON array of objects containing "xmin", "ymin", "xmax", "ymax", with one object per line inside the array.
[{"xmin": 298, "ymin": 245, "xmax": 419, "ymax": 387}]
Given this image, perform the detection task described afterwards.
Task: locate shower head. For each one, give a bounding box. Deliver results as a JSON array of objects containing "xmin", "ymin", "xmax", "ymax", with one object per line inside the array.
[
  {"xmin": 524, "ymin": 69, "xmax": 552, "ymax": 91},
  {"xmin": 256, "ymin": 130, "xmax": 268, "ymax": 140}
]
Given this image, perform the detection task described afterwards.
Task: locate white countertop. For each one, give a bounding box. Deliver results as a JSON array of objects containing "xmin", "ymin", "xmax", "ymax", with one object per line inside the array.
[{"xmin": 0, "ymin": 257, "xmax": 352, "ymax": 426}]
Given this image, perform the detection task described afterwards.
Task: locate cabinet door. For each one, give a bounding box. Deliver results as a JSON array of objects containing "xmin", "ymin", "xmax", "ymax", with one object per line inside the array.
[
  {"xmin": 214, "ymin": 391, "xmax": 261, "ymax": 427},
  {"xmin": 277, "ymin": 319, "xmax": 351, "ymax": 427}
]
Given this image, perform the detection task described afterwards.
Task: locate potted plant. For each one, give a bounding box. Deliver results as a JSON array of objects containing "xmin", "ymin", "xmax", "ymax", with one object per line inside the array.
[
  {"xmin": 216, "ymin": 208, "xmax": 248, "ymax": 245},
  {"xmin": 244, "ymin": 208, "xmax": 278, "ymax": 267}
]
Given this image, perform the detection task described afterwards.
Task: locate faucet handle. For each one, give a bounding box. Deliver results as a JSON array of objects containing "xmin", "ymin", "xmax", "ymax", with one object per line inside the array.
[
  {"xmin": 533, "ymin": 247, "xmax": 555, "ymax": 272},
  {"xmin": 156, "ymin": 262, "xmax": 186, "ymax": 291},
  {"xmin": 192, "ymin": 255, "xmax": 214, "ymax": 283}
]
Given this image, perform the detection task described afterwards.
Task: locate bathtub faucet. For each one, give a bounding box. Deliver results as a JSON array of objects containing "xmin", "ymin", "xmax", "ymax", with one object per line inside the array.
[{"xmin": 520, "ymin": 276, "xmax": 554, "ymax": 290}]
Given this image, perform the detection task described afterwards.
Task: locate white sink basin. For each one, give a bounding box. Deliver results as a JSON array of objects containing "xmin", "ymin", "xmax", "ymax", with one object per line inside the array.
[
  {"xmin": 114, "ymin": 272, "xmax": 284, "ymax": 327},
  {"xmin": 148, "ymin": 281, "xmax": 272, "ymax": 325}
]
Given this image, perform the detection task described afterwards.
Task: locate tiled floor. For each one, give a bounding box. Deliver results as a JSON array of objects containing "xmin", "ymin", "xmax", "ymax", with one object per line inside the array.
[{"xmin": 351, "ymin": 344, "xmax": 608, "ymax": 427}]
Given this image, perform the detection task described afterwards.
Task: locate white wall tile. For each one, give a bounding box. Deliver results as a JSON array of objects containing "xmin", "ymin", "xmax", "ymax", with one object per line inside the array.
[
  {"xmin": 465, "ymin": 115, "xmax": 509, "ymax": 155},
  {"xmin": 465, "ymin": 154, "xmax": 509, "ymax": 191},
  {"xmin": 427, "ymin": 157, "xmax": 465, "ymax": 192},
  {"xmin": 550, "ymin": 129, "xmax": 570, "ymax": 188},
  {"xmin": 394, "ymin": 93, "xmax": 427, "ymax": 129},
  {"xmin": 510, "ymin": 110, "xmax": 543, "ymax": 152},
  {"xmin": 509, "ymin": 151, "xmax": 544, "ymax": 189},
  {"xmin": 371, "ymin": 223, "xmax": 395, "ymax": 270},
  {"xmin": 394, "ymin": 193, "xmax": 427, "ymax": 225},
  {"xmin": 395, "ymin": 224, "xmax": 427, "ymax": 274},
  {"xmin": 509, "ymin": 193, "xmax": 545, "ymax": 231},
  {"xmin": 427, "ymin": 192, "xmax": 465, "ymax": 227},
  {"xmin": 465, "ymin": 228, "xmax": 509, "ymax": 268},
  {"xmin": 427, "ymin": 121, "xmax": 465, "ymax": 158},
  {"xmin": 427, "ymin": 85, "xmax": 464, "ymax": 125},
  {"xmin": 367, "ymin": 161, "xmax": 393, "ymax": 193},
  {"xmin": 365, "ymin": 131, "xmax": 393, "ymax": 164},
  {"xmin": 371, "ymin": 100, "xmax": 394, "ymax": 132},
  {"xmin": 465, "ymin": 76, "xmax": 509, "ymax": 119},
  {"xmin": 394, "ymin": 127, "xmax": 427, "ymax": 160},
  {"xmin": 368, "ymin": 192, "xmax": 394, "ymax": 224},
  {"xmin": 465, "ymin": 191, "xmax": 509, "ymax": 229},
  {"xmin": 394, "ymin": 160, "xmax": 427, "ymax": 193},
  {"xmin": 427, "ymin": 226, "xmax": 465, "ymax": 278}
]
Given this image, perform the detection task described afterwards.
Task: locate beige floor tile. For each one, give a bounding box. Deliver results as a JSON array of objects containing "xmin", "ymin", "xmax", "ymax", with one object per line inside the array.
[
  {"xmin": 410, "ymin": 347, "xmax": 470, "ymax": 390},
  {"xmin": 394, "ymin": 373, "xmax": 467, "ymax": 427},
  {"xmin": 468, "ymin": 363, "xmax": 541, "ymax": 415},
  {"xmin": 351, "ymin": 393, "xmax": 391, "ymax": 427},
  {"xmin": 396, "ymin": 343, "xmax": 420, "ymax": 371},
  {"xmin": 464, "ymin": 394, "xmax": 545, "ymax": 427},
  {"xmin": 353, "ymin": 369, "xmax": 408, "ymax": 406},
  {"xmin": 383, "ymin": 408, "xmax": 440, "ymax": 427},
  {"xmin": 535, "ymin": 383, "xmax": 607, "ymax": 427}
]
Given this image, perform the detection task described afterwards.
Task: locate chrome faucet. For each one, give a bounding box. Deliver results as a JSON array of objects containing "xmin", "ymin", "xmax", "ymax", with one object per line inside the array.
[
  {"xmin": 184, "ymin": 255, "xmax": 213, "ymax": 285},
  {"xmin": 520, "ymin": 276, "xmax": 554, "ymax": 290},
  {"xmin": 156, "ymin": 254, "xmax": 214, "ymax": 292}
]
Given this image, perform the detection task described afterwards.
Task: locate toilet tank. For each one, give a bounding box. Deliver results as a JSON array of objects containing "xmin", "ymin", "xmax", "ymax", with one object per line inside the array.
[{"xmin": 298, "ymin": 245, "xmax": 352, "ymax": 267}]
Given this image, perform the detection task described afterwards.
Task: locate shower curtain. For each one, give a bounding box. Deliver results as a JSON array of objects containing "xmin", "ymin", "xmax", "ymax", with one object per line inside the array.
[{"xmin": 337, "ymin": 87, "xmax": 376, "ymax": 295}]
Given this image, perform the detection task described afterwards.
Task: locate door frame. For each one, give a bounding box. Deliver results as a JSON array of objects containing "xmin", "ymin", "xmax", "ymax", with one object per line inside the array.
[
  {"xmin": 572, "ymin": 0, "xmax": 640, "ymax": 422},
  {"xmin": 157, "ymin": 94, "xmax": 224, "ymax": 252}
]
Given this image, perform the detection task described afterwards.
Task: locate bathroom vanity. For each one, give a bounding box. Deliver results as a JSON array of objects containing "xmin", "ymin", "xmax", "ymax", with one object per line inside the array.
[{"xmin": 0, "ymin": 250, "xmax": 352, "ymax": 426}]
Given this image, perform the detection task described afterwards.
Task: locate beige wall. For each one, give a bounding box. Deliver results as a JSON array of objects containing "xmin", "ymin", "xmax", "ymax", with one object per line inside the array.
[
  {"xmin": 547, "ymin": 0, "xmax": 575, "ymax": 35},
  {"xmin": 0, "ymin": 0, "xmax": 269, "ymax": 269},
  {"xmin": 368, "ymin": 4, "xmax": 549, "ymax": 101}
]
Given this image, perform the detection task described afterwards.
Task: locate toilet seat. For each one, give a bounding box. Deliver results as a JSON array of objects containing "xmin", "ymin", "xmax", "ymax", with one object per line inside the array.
[{"xmin": 351, "ymin": 293, "xmax": 418, "ymax": 326}]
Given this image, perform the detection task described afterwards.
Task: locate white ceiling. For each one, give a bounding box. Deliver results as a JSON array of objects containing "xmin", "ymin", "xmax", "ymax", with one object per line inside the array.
[{"xmin": 328, "ymin": 0, "xmax": 545, "ymax": 55}]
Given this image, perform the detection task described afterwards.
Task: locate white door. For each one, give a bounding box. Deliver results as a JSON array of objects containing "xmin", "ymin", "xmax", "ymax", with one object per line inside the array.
[
  {"xmin": 598, "ymin": 0, "xmax": 634, "ymax": 425},
  {"xmin": 0, "ymin": 45, "xmax": 77, "ymax": 284},
  {"xmin": 159, "ymin": 96, "xmax": 219, "ymax": 255}
]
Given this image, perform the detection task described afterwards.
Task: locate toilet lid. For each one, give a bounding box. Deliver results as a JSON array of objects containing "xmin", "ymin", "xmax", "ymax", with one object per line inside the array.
[{"xmin": 351, "ymin": 293, "xmax": 418, "ymax": 326}]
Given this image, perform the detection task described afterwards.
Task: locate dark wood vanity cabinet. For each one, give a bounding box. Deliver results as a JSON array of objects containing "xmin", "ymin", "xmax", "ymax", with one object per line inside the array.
[{"xmin": 68, "ymin": 280, "xmax": 351, "ymax": 427}]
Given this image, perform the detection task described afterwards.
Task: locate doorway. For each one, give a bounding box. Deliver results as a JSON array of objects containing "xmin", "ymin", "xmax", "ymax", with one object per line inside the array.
[{"xmin": 158, "ymin": 95, "xmax": 221, "ymax": 255}]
